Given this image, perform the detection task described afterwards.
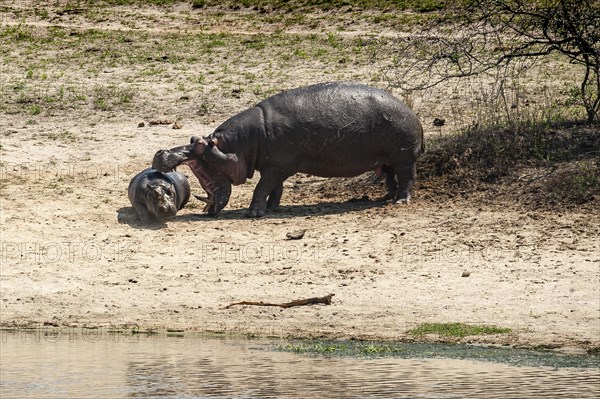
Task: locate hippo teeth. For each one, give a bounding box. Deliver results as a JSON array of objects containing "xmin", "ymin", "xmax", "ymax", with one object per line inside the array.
[
  {"xmin": 194, "ymin": 194, "xmax": 215, "ymax": 213},
  {"xmin": 194, "ymin": 195, "xmax": 215, "ymax": 205},
  {"xmin": 184, "ymin": 160, "xmax": 217, "ymax": 213}
]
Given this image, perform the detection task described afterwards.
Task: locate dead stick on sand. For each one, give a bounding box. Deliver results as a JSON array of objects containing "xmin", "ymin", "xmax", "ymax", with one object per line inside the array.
[{"xmin": 224, "ymin": 294, "xmax": 335, "ymax": 309}]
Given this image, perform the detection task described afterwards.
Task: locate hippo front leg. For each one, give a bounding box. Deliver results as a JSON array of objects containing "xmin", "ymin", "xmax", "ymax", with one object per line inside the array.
[
  {"xmin": 246, "ymin": 167, "xmax": 289, "ymax": 218},
  {"xmin": 133, "ymin": 202, "xmax": 153, "ymax": 223}
]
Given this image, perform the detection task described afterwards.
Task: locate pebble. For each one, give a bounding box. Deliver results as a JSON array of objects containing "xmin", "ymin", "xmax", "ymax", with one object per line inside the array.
[{"xmin": 286, "ymin": 229, "xmax": 306, "ymax": 240}]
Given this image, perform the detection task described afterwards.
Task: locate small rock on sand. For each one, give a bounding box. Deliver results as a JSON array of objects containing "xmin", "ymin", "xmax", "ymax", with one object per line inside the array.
[{"xmin": 286, "ymin": 229, "xmax": 306, "ymax": 240}]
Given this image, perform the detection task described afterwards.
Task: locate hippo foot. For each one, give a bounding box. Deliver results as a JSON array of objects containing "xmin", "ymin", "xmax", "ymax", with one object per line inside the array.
[
  {"xmin": 245, "ymin": 204, "xmax": 266, "ymax": 218},
  {"xmin": 246, "ymin": 201, "xmax": 267, "ymax": 218},
  {"xmin": 395, "ymin": 198, "xmax": 410, "ymax": 205},
  {"xmin": 383, "ymin": 193, "xmax": 395, "ymax": 201}
]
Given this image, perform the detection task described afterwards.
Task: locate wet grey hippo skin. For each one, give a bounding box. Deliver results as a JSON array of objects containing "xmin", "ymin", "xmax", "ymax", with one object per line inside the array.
[
  {"xmin": 128, "ymin": 168, "xmax": 190, "ymax": 222},
  {"xmin": 152, "ymin": 81, "xmax": 424, "ymax": 218}
]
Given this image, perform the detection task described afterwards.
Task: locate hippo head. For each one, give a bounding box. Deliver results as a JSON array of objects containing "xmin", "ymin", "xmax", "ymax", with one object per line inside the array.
[
  {"xmin": 145, "ymin": 179, "xmax": 179, "ymax": 219},
  {"xmin": 152, "ymin": 136, "xmax": 238, "ymax": 215}
]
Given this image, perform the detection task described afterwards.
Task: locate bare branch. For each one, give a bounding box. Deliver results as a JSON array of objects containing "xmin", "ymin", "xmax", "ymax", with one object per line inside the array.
[{"xmin": 381, "ymin": 0, "xmax": 600, "ymax": 122}]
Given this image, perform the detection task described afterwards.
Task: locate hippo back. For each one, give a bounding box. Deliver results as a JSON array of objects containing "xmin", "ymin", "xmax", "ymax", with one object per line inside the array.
[
  {"xmin": 254, "ymin": 81, "xmax": 423, "ymax": 177},
  {"xmin": 164, "ymin": 170, "xmax": 191, "ymax": 210},
  {"xmin": 128, "ymin": 168, "xmax": 153, "ymax": 204}
]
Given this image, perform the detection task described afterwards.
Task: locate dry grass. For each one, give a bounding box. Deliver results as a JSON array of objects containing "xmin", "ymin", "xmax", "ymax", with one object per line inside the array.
[{"xmin": 419, "ymin": 122, "xmax": 600, "ymax": 208}]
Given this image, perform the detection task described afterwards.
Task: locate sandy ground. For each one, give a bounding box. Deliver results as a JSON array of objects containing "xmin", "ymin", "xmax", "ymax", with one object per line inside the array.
[
  {"xmin": 1, "ymin": 2, "xmax": 599, "ymax": 350},
  {"xmin": 2, "ymin": 119, "xmax": 599, "ymax": 349}
]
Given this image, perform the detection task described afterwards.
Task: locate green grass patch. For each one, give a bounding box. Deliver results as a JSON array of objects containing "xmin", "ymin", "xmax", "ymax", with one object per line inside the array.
[
  {"xmin": 1, "ymin": 19, "xmax": 384, "ymax": 115},
  {"xmin": 92, "ymin": 85, "xmax": 137, "ymax": 111},
  {"xmin": 408, "ymin": 323, "xmax": 512, "ymax": 338},
  {"xmin": 192, "ymin": 0, "xmax": 207, "ymax": 7},
  {"xmin": 0, "ymin": 23, "xmax": 35, "ymax": 42},
  {"xmin": 29, "ymin": 104, "xmax": 43, "ymax": 115}
]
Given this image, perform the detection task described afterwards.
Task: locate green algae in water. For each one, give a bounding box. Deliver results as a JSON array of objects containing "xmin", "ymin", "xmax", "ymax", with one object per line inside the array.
[
  {"xmin": 279, "ymin": 341, "xmax": 600, "ymax": 369},
  {"xmin": 408, "ymin": 322, "xmax": 512, "ymax": 337}
]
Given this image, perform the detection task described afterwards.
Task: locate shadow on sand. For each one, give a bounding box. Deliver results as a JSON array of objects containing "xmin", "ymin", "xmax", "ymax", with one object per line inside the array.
[
  {"xmin": 116, "ymin": 206, "xmax": 169, "ymax": 230},
  {"xmin": 117, "ymin": 197, "xmax": 387, "ymax": 228}
]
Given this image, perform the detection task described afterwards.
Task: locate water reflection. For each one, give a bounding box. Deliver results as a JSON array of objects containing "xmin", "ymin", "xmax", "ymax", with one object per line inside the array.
[{"xmin": 1, "ymin": 332, "xmax": 598, "ymax": 398}]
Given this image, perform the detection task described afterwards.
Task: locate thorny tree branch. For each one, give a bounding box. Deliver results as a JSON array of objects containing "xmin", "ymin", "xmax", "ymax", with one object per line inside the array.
[{"xmin": 383, "ymin": 0, "xmax": 599, "ymax": 123}]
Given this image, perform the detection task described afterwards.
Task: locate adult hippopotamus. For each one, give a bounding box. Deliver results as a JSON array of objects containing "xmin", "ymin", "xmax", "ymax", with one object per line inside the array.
[
  {"xmin": 152, "ymin": 81, "xmax": 424, "ymax": 217},
  {"xmin": 128, "ymin": 168, "xmax": 190, "ymax": 222}
]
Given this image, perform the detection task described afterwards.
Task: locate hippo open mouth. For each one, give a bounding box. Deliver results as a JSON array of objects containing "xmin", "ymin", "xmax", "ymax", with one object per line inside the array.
[
  {"xmin": 152, "ymin": 136, "xmax": 236, "ymax": 216},
  {"xmin": 183, "ymin": 158, "xmax": 231, "ymax": 215}
]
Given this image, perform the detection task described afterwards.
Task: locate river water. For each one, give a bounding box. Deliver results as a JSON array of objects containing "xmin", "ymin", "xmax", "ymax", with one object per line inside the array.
[{"xmin": 1, "ymin": 331, "xmax": 598, "ymax": 398}]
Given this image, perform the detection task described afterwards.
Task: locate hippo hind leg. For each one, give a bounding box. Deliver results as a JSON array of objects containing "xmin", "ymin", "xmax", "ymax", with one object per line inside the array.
[
  {"xmin": 393, "ymin": 163, "xmax": 416, "ymax": 204},
  {"xmin": 381, "ymin": 165, "xmax": 397, "ymax": 200}
]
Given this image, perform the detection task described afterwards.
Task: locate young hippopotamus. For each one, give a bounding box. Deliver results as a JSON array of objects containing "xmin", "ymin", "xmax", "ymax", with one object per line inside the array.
[
  {"xmin": 128, "ymin": 168, "xmax": 190, "ymax": 222},
  {"xmin": 152, "ymin": 81, "xmax": 424, "ymax": 217}
]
